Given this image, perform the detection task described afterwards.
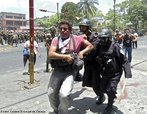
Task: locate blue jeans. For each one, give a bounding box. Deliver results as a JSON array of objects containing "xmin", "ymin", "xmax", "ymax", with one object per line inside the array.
[{"xmin": 123, "ymin": 46, "xmax": 132, "ymax": 63}]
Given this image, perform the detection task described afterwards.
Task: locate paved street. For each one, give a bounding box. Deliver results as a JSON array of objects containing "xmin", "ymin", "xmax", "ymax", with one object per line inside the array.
[{"xmin": 0, "ymin": 36, "xmax": 147, "ymax": 114}]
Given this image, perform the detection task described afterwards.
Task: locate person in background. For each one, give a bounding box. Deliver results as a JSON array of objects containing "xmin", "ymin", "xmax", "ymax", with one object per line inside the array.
[
  {"xmin": 114, "ymin": 29, "xmax": 123, "ymax": 45},
  {"xmin": 132, "ymin": 32, "xmax": 138, "ymax": 49},
  {"xmin": 50, "ymin": 26, "xmax": 57, "ymax": 39},
  {"xmin": 0, "ymin": 32, "xmax": 4, "ymax": 45},
  {"xmin": 44, "ymin": 33, "xmax": 52, "ymax": 72},
  {"xmin": 47, "ymin": 20, "xmax": 93, "ymax": 114},
  {"xmin": 122, "ymin": 29, "xmax": 135, "ymax": 65},
  {"xmin": 23, "ymin": 38, "xmax": 41, "ymax": 73},
  {"xmin": 12, "ymin": 32, "xmax": 18, "ymax": 47}
]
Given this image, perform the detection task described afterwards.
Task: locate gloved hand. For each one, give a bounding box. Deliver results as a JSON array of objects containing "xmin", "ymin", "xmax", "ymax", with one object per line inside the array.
[
  {"xmin": 71, "ymin": 53, "xmax": 84, "ymax": 70},
  {"xmin": 125, "ymin": 74, "xmax": 132, "ymax": 78}
]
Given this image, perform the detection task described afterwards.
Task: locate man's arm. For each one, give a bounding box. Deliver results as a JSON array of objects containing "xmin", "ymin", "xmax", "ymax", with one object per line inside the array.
[
  {"xmin": 78, "ymin": 39, "xmax": 94, "ymax": 58},
  {"xmin": 49, "ymin": 46, "xmax": 73, "ymax": 64}
]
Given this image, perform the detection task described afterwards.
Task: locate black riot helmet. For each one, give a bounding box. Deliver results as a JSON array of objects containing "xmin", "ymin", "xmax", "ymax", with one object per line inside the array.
[
  {"xmin": 79, "ymin": 18, "xmax": 91, "ymax": 28},
  {"xmin": 99, "ymin": 28, "xmax": 112, "ymax": 46},
  {"xmin": 79, "ymin": 18, "xmax": 92, "ymax": 33}
]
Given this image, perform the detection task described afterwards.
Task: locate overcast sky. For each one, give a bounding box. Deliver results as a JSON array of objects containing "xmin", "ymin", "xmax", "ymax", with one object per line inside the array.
[{"xmin": 0, "ymin": 0, "xmax": 124, "ymax": 19}]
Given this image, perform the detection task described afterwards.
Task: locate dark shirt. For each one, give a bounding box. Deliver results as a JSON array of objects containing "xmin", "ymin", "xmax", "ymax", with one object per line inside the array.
[{"xmin": 123, "ymin": 34, "xmax": 132, "ymax": 47}]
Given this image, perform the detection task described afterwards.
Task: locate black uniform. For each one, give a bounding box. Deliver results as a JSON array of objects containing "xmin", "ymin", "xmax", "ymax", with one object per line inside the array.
[
  {"xmin": 82, "ymin": 32, "xmax": 102, "ymax": 97},
  {"xmin": 95, "ymin": 28, "xmax": 132, "ymax": 114},
  {"xmin": 78, "ymin": 19, "xmax": 101, "ymax": 94},
  {"xmin": 96, "ymin": 41, "xmax": 132, "ymax": 98}
]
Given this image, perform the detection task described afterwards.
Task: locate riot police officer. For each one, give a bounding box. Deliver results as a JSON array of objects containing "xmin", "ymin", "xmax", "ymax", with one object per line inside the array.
[
  {"xmin": 44, "ymin": 33, "xmax": 52, "ymax": 72},
  {"xmin": 80, "ymin": 19, "xmax": 101, "ymax": 98},
  {"xmin": 95, "ymin": 28, "xmax": 132, "ymax": 114},
  {"xmin": 49, "ymin": 26, "xmax": 57, "ymax": 39},
  {"xmin": 75, "ymin": 19, "xmax": 93, "ymax": 81},
  {"xmin": 0, "ymin": 32, "xmax": 4, "ymax": 45}
]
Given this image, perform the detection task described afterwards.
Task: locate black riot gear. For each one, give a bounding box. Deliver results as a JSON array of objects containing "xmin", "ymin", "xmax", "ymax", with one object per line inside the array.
[
  {"xmin": 95, "ymin": 37, "xmax": 132, "ymax": 114},
  {"xmin": 99, "ymin": 28, "xmax": 112, "ymax": 46}
]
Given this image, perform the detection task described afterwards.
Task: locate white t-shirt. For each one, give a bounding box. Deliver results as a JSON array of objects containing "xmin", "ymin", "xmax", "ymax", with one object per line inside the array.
[{"xmin": 24, "ymin": 40, "xmax": 39, "ymax": 54}]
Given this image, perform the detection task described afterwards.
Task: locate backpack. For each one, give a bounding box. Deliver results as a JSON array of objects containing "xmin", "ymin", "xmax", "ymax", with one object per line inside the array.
[{"xmin": 23, "ymin": 48, "xmax": 29, "ymax": 56}]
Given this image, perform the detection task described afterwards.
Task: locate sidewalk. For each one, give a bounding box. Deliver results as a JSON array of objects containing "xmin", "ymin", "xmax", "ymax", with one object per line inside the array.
[{"xmin": 0, "ymin": 66, "xmax": 147, "ymax": 114}]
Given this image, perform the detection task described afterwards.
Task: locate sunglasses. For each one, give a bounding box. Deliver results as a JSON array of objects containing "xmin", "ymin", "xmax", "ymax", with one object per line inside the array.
[{"xmin": 60, "ymin": 27, "xmax": 68, "ymax": 31}]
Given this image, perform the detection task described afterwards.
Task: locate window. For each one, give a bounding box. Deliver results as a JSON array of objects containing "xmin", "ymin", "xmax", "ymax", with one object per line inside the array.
[
  {"xmin": 6, "ymin": 21, "xmax": 13, "ymax": 25},
  {"xmin": 23, "ymin": 22, "xmax": 26, "ymax": 26},
  {"xmin": 14, "ymin": 16, "xmax": 22, "ymax": 19},
  {"xmin": 14, "ymin": 21, "xmax": 22, "ymax": 26},
  {"xmin": 6, "ymin": 15, "xmax": 13, "ymax": 18}
]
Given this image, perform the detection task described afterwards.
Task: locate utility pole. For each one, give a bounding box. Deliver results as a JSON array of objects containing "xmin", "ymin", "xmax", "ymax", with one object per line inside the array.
[
  {"xmin": 113, "ymin": 0, "xmax": 116, "ymax": 31},
  {"xmin": 57, "ymin": 2, "xmax": 59, "ymax": 22},
  {"xmin": 29, "ymin": 0, "xmax": 34, "ymax": 84},
  {"xmin": 56, "ymin": 2, "xmax": 59, "ymax": 35}
]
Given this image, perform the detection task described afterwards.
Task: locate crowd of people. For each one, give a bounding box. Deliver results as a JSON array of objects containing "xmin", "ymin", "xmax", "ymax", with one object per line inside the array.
[
  {"xmin": 114, "ymin": 28, "xmax": 139, "ymax": 67},
  {"xmin": 0, "ymin": 31, "xmax": 47, "ymax": 46}
]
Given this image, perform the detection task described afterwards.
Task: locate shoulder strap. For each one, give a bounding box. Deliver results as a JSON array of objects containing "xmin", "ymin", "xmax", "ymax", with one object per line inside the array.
[
  {"xmin": 70, "ymin": 34, "xmax": 76, "ymax": 53},
  {"xmin": 57, "ymin": 35, "xmax": 76, "ymax": 54},
  {"xmin": 56, "ymin": 36, "xmax": 60, "ymax": 50},
  {"xmin": 108, "ymin": 41, "xmax": 115, "ymax": 54}
]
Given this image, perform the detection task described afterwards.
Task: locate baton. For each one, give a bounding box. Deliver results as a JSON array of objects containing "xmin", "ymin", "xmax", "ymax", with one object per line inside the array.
[{"xmin": 119, "ymin": 78, "xmax": 127, "ymax": 102}]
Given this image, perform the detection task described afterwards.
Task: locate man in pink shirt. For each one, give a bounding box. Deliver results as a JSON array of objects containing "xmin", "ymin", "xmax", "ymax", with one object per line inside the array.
[{"xmin": 47, "ymin": 21, "xmax": 93, "ymax": 114}]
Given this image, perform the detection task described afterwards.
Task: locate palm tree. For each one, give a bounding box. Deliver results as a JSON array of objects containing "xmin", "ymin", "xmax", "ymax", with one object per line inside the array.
[{"xmin": 77, "ymin": 0, "xmax": 99, "ymax": 19}]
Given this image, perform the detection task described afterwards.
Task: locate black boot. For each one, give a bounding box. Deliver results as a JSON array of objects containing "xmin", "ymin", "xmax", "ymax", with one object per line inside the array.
[
  {"xmin": 74, "ymin": 71, "xmax": 83, "ymax": 81},
  {"xmin": 96, "ymin": 94, "xmax": 105, "ymax": 105},
  {"xmin": 103, "ymin": 105, "xmax": 113, "ymax": 114},
  {"xmin": 103, "ymin": 95, "xmax": 114, "ymax": 114},
  {"xmin": 49, "ymin": 110, "xmax": 58, "ymax": 114}
]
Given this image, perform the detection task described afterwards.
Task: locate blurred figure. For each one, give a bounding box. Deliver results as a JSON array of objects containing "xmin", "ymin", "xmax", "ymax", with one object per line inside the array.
[
  {"xmin": 44, "ymin": 33, "xmax": 52, "ymax": 72},
  {"xmin": 23, "ymin": 39, "xmax": 41, "ymax": 73},
  {"xmin": 132, "ymin": 32, "xmax": 138, "ymax": 49},
  {"xmin": 122, "ymin": 29, "xmax": 135, "ymax": 64},
  {"xmin": 12, "ymin": 33, "xmax": 18, "ymax": 47},
  {"xmin": 50, "ymin": 26, "xmax": 57, "ymax": 38},
  {"xmin": 114, "ymin": 29, "xmax": 123, "ymax": 44},
  {"xmin": 0, "ymin": 32, "xmax": 4, "ymax": 45}
]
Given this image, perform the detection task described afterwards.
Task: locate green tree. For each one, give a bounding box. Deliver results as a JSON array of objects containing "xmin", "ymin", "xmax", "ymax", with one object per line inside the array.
[
  {"xmin": 61, "ymin": 2, "xmax": 79, "ymax": 25},
  {"xmin": 47, "ymin": 14, "xmax": 58, "ymax": 27},
  {"xmin": 37, "ymin": 14, "xmax": 58, "ymax": 28},
  {"xmin": 117, "ymin": 0, "xmax": 147, "ymax": 31},
  {"xmin": 77, "ymin": 0, "xmax": 99, "ymax": 19},
  {"xmin": 37, "ymin": 18, "xmax": 47, "ymax": 27},
  {"xmin": 104, "ymin": 9, "xmax": 115, "ymax": 30}
]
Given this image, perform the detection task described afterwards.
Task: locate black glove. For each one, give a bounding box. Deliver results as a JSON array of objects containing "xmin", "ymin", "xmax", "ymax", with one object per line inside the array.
[{"xmin": 71, "ymin": 53, "xmax": 84, "ymax": 71}]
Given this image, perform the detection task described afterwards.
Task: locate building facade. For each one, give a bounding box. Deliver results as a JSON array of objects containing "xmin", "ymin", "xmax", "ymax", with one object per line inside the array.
[{"xmin": 0, "ymin": 12, "xmax": 26, "ymax": 32}]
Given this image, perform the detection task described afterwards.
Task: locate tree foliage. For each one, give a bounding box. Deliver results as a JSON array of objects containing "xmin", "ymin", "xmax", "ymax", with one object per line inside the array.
[
  {"xmin": 37, "ymin": 14, "xmax": 58, "ymax": 28},
  {"xmin": 117, "ymin": 0, "xmax": 147, "ymax": 31},
  {"xmin": 36, "ymin": 0, "xmax": 146, "ymax": 33},
  {"xmin": 77, "ymin": 0, "xmax": 99, "ymax": 19},
  {"xmin": 61, "ymin": 2, "xmax": 79, "ymax": 25},
  {"xmin": 102, "ymin": 0, "xmax": 147, "ymax": 32}
]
